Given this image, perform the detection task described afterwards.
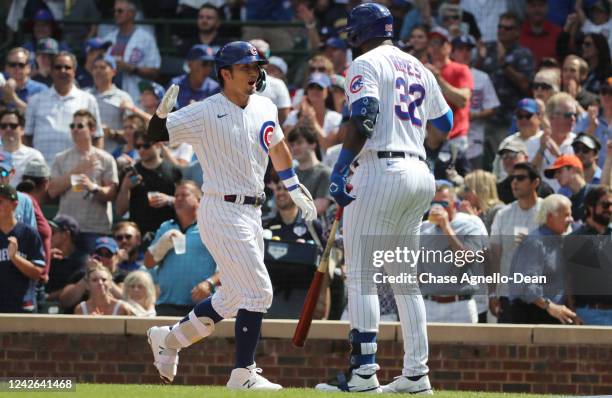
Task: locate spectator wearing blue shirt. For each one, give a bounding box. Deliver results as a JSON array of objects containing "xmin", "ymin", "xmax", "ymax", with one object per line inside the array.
[
  {"xmin": 170, "ymin": 44, "xmax": 219, "ymax": 109},
  {"xmin": 21, "ymin": 9, "xmax": 70, "ymax": 64},
  {"xmin": 1, "ymin": 47, "xmax": 47, "ymax": 113},
  {"xmin": 112, "ymin": 221, "xmax": 145, "ymax": 275},
  {"xmin": 145, "ymin": 180, "xmax": 218, "ymax": 316},
  {"xmin": 243, "ymin": 0, "xmax": 295, "ymax": 51},
  {"xmin": 0, "ymin": 183, "xmax": 45, "ymax": 313},
  {"xmin": 509, "ymin": 194, "xmax": 578, "ymax": 324},
  {"xmin": 76, "ymin": 38, "xmax": 113, "ymax": 90}
]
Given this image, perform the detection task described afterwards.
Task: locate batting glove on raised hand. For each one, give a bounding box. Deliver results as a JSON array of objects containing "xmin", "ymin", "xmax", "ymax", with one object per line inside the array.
[
  {"xmin": 289, "ymin": 183, "xmax": 317, "ymax": 222},
  {"xmin": 329, "ymin": 172, "xmax": 355, "ymax": 207},
  {"xmin": 155, "ymin": 84, "xmax": 179, "ymax": 118}
]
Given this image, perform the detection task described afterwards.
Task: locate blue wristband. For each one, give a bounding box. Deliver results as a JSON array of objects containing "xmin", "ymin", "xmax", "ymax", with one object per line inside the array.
[
  {"xmin": 277, "ymin": 167, "xmax": 296, "ymax": 180},
  {"xmin": 332, "ymin": 148, "xmax": 357, "ymax": 176},
  {"xmin": 278, "ymin": 167, "xmax": 300, "ymax": 191}
]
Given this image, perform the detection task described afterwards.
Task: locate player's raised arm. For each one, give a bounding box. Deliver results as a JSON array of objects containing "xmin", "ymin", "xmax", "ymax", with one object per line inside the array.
[{"xmin": 147, "ymin": 84, "xmax": 179, "ymax": 142}]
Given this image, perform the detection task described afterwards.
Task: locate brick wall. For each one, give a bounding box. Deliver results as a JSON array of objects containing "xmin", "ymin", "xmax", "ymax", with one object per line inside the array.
[{"xmin": 1, "ymin": 316, "xmax": 611, "ymax": 395}]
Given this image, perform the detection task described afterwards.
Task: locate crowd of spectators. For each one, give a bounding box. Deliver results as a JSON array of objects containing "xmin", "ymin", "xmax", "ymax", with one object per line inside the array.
[{"xmin": 0, "ymin": 0, "xmax": 611, "ymax": 327}]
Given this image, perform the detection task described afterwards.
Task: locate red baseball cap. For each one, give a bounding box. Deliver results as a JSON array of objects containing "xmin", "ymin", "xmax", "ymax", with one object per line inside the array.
[{"xmin": 544, "ymin": 154, "xmax": 583, "ymax": 178}]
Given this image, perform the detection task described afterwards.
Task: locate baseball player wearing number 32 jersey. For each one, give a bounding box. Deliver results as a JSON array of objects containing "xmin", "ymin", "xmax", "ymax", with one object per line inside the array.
[
  {"xmin": 144, "ymin": 41, "xmax": 316, "ymax": 391},
  {"xmin": 317, "ymin": 3, "xmax": 453, "ymax": 394}
]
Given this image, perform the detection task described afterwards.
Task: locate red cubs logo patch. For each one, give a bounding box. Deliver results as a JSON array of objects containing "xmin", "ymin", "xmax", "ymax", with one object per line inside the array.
[
  {"xmin": 259, "ymin": 121, "xmax": 275, "ymax": 153},
  {"xmin": 350, "ymin": 75, "xmax": 364, "ymax": 94}
]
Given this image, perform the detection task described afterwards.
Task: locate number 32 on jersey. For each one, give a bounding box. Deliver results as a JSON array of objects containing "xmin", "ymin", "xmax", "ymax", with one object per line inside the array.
[{"xmin": 394, "ymin": 77, "xmax": 425, "ymax": 127}]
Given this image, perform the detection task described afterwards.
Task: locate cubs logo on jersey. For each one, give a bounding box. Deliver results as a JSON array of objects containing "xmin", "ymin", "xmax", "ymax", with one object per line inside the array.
[
  {"xmin": 350, "ymin": 75, "xmax": 364, "ymax": 94},
  {"xmin": 259, "ymin": 121, "xmax": 276, "ymax": 153}
]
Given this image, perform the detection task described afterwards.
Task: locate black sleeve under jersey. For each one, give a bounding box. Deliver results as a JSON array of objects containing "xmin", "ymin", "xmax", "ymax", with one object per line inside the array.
[{"xmin": 147, "ymin": 114, "xmax": 170, "ymax": 142}]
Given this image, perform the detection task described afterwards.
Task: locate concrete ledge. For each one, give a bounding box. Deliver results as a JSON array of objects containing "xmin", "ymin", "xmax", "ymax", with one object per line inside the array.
[
  {"xmin": 1, "ymin": 315, "xmax": 611, "ymax": 345},
  {"xmin": 533, "ymin": 324, "xmax": 612, "ymax": 345}
]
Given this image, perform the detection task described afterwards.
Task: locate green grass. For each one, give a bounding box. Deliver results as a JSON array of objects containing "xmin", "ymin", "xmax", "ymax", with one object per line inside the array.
[{"xmin": 0, "ymin": 384, "xmax": 555, "ymax": 398}]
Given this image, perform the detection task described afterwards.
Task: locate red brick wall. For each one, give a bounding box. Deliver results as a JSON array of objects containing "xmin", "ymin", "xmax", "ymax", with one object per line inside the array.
[{"xmin": 1, "ymin": 332, "xmax": 611, "ymax": 394}]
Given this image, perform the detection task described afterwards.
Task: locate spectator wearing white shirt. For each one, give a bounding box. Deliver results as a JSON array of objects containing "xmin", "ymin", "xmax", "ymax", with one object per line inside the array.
[
  {"xmin": 460, "ymin": 0, "xmax": 508, "ymax": 43},
  {"xmin": 0, "ymin": 109, "xmax": 45, "ymax": 186},
  {"xmin": 103, "ymin": 0, "xmax": 161, "ymax": 103},
  {"xmin": 24, "ymin": 52, "xmax": 102, "ymax": 164},
  {"xmin": 577, "ymin": 0, "xmax": 612, "ymax": 55},
  {"xmin": 527, "ymin": 92, "xmax": 577, "ymax": 192}
]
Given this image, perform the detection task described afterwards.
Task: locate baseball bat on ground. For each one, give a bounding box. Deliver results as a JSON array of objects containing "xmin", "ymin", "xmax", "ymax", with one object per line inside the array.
[{"xmin": 292, "ymin": 203, "xmax": 346, "ymax": 348}]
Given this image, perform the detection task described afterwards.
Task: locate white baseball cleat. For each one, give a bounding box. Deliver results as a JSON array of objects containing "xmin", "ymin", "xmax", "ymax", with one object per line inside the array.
[
  {"xmin": 381, "ymin": 374, "xmax": 433, "ymax": 394},
  {"xmin": 147, "ymin": 326, "xmax": 180, "ymax": 383},
  {"xmin": 315, "ymin": 371, "xmax": 382, "ymax": 393},
  {"xmin": 226, "ymin": 364, "xmax": 283, "ymax": 390}
]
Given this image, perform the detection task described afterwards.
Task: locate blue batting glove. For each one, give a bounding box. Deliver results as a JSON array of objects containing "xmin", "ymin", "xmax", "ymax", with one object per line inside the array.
[{"xmin": 329, "ymin": 172, "xmax": 355, "ymax": 207}]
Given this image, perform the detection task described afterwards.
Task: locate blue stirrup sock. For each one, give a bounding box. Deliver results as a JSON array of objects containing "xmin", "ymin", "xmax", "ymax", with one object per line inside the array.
[
  {"xmin": 235, "ymin": 309, "xmax": 264, "ymax": 369},
  {"xmin": 349, "ymin": 329, "xmax": 378, "ymax": 370}
]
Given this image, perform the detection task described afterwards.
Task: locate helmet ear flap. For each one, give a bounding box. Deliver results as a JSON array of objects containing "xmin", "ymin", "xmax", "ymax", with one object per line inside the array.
[{"xmin": 256, "ymin": 67, "xmax": 267, "ymax": 93}]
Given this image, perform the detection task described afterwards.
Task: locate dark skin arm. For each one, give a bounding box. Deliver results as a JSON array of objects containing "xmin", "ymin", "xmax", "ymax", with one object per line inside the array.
[{"xmin": 342, "ymin": 118, "xmax": 368, "ymax": 156}]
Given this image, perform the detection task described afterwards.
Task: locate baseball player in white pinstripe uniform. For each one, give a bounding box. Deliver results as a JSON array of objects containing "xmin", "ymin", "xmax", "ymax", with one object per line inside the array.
[
  {"xmin": 145, "ymin": 41, "xmax": 316, "ymax": 390},
  {"xmin": 316, "ymin": 4, "xmax": 453, "ymax": 394}
]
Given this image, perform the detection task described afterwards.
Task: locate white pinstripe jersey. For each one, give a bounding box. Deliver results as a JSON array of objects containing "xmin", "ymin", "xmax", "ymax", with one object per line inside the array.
[
  {"xmin": 345, "ymin": 45, "xmax": 450, "ymax": 160},
  {"xmin": 167, "ymin": 93, "xmax": 283, "ymax": 196}
]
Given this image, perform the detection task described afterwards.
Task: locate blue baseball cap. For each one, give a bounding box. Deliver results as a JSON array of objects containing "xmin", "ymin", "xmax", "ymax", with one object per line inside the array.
[
  {"xmin": 307, "ymin": 72, "xmax": 331, "ymax": 89},
  {"xmin": 33, "ymin": 9, "xmax": 55, "ymax": 22},
  {"xmin": 49, "ymin": 214, "xmax": 80, "ymax": 237},
  {"xmin": 516, "ymin": 98, "xmax": 538, "ymax": 114},
  {"xmin": 451, "ymin": 35, "xmax": 476, "ymax": 49},
  {"xmin": 0, "ymin": 151, "xmax": 13, "ymax": 171},
  {"xmin": 85, "ymin": 37, "xmax": 112, "ymax": 53},
  {"xmin": 324, "ymin": 37, "xmax": 348, "ymax": 50},
  {"xmin": 187, "ymin": 44, "xmax": 215, "ymax": 62},
  {"xmin": 36, "ymin": 38, "xmax": 59, "ymax": 55},
  {"xmin": 138, "ymin": 80, "xmax": 165, "ymax": 99},
  {"xmin": 93, "ymin": 237, "xmax": 118, "ymax": 254}
]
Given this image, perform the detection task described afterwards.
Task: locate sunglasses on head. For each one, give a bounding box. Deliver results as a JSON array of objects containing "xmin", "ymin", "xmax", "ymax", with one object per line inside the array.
[
  {"xmin": 515, "ymin": 112, "xmax": 534, "ymax": 120},
  {"xmin": 510, "ymin": 174, "xmax": 529, "ymax": 182},
  {"xmin": 53, "ymin": 64, "xmax": 72, "ymax": 71},
  {"xmin": 135, "ymin": 143, "xmax": 152, "ymax": 150},
  {"xmin": 7, "ymin": 62, "xmax": 26, "ymax": 68},
  {"xmin": 0, "ymin": 123, "xmax": 19, "ymax": 129},
  {"xmin": 69, "ymin": 122, "xmax": 88, "ymax": 130},
  {"xmin": 94, "ymin": 250, "xmax": 113, "ymax": 259},
  {"xmin": 0, "ymin": 168, "xmax": 10, "ymax": 178},
  {"xmin": 532, "ymin": 82, "xmax": 552, "ymax": 90},
  {"xmin": 114, "ymin": 233, "xmax": 133, "ymax": 241}
]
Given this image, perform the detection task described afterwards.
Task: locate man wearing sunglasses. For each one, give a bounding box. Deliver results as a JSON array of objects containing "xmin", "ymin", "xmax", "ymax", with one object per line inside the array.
[
  {"xmin": 528, "ymin": 92, "xmax": 578, "ymax": 192},
  {"xmin": 0, "ymin": 109, "xmax": 46, "ymax": 186},
  {"xmin": 572, "ymin": 133, "xmax": 602, "ymax": 184},
  {"xmin": 112, "ymin": 221, "xmax": 143, "ymax": 274},
  {"xmin": 1, "ymin": 47, "xmax": 47, "ymax": 112},
  {"xmin": 48, "ymin": 110, "xmax": 118, "ymax": 253},
  {"xmin": 489, "ymin": 162, "xmax": 543, "ymax": 322},
  {"xmin": 24, "ymin": 51, "xmax": 103, "ymax": 163}
]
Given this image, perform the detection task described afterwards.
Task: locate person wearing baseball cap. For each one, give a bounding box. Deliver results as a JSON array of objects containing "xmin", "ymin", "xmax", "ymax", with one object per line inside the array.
[
  {"xmin": 138, "ymin": 81, "xmax": 166, "ymax": 116},
  {"xmin": 545, "ymin": 154, "xmax": 594, "ymax": 222},
  {"xmin": 427, "ymin": 25, "xmax": 473, "ymax": 151},
  {"xmin": 267, "ymin": 56, "xmax": 287, "ymax": 80},
  {"xmin": 532, "ymin": 68, "xmax": 560, "ymax": 104},
  {"xmin": 169, "ymin": 44, "xmax": 220, "ymax": 110},
  {"xmin": 45, "ymin": 214, "xmax": 89, "ymax": 301},
  {"xmin": 31, "ymin": 37, "xmax": 60, "ymax": 86},
  {"xmin": 76, "ymin": 38, "xmax": 113, "ymax": 89},
  {"xmin": 0, "ymin": 182, "xmax": 45, "ymax": 313},
  {"xmin": 0, "ymin": 150, "xmax": 38, "ymax": 231},
  {"xmin": 572, "ymin": 133, "xmax": 602, "ymax": 184},
  {"xmin": 322, "ymin": 37, "xmax": 349, "ymax": 76}
]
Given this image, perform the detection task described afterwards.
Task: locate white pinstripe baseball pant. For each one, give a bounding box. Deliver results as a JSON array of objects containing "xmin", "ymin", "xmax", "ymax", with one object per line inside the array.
[{"xmin": 345, "ymin": 153, "xmax": 434, "ymax": 377}]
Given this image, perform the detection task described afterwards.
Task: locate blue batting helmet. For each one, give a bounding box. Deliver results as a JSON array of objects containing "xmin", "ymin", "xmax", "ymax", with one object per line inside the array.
[
  {"xmin": 339, "ymin": 3, "xmax": 394, "ymax": 48},
  {"xmin": 214, "ymin": 41, "xmax": 268, "ymax": 71}
]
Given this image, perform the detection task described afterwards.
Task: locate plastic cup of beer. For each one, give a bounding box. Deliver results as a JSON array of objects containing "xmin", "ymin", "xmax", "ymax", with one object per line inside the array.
[
  {"xmin": 147, "ymin": 191, "xmax": 160, "ymax": 206},
  {"xmin": 71, "ymin": 175, "xmax": 84, "ymax": 192},
  {"xmin": 172, "ymin": 234, "xmax": 186, "ymax": 255}
]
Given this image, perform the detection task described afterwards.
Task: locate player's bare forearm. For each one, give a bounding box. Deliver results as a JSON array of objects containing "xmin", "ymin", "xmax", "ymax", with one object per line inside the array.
[{"xmin": 269, "ymin": 140, "xmax": 294, "ymax": 171}]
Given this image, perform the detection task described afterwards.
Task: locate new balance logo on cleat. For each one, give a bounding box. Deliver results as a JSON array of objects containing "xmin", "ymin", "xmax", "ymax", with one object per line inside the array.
[{"xmin": 243, "ymin": 380, "xmax": 256, "ymax": 389}]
